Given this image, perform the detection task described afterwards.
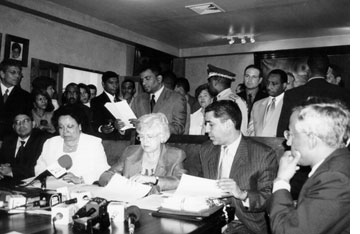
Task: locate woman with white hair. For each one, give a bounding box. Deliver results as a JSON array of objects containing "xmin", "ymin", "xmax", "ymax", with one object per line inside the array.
[{"xmin": 99, "ymin": 113, "xmax": 186, "ymax": 191}]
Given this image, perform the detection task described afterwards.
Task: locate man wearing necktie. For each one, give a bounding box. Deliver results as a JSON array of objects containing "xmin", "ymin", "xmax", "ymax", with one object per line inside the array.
[
  {"xmin": 91, "ymin": 71, "xmax": 126, "ymax": 140},
  {"xmin": 238, "ymin": 65, "xmax": 268, "ymax": 120},
  {"xmin": 0, "ymin": 113, "xmax": 50, "ymax": 184},
  {"xmin": 0, "ymin": 59, "xmax": 32, "ymax": 142},
  {"xmin": 247, "ymin": 69, "xmax": 288, "ymax": 137},
  {"xmin": 127, "ymin": 64, "xmax": 187, "ymax": 135},
  {"xmin": 199, "ymin": 100, "xmax": 278, "ymax": 234}
]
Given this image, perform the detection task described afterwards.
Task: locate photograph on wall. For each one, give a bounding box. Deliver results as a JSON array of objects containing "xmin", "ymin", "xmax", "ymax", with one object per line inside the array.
[{"xmin": 4, "ymin": 34, "xmax": 30, "ymax": 67}]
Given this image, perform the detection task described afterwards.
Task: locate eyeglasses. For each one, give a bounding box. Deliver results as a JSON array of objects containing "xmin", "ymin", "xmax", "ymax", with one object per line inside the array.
[
  {"xmin": 14, "ymin": 119, "xmax": 31, "ymax": 126},
  {"xmin": 136, "ymin": 133, "xmax": 160, "ymax": 141}
]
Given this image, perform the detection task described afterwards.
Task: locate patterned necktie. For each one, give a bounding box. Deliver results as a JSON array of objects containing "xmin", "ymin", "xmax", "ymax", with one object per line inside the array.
[
  {"xmin": 150, "ymin": 94, "xmax": 156, "ymax": 113},
  {"xmin": 264, "ymin": 97, "xmax": 276, "ymax": 125},
  {"xmin": 3, "ymin": 89, "xmax": 9, "ymax": 103},
  {"xmin": 15, "ymin": 141, "xmax": 25, "ymax": 158}
]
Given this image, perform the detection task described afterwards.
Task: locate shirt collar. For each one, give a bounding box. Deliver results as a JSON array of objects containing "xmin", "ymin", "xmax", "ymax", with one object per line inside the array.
[
  {"xmin": 308, "ymin": 76, "xmax": 325, "ymax": 82},
  {"xmin": 151, "ymin": 85, "xmax": 164, "ymax": 102},
  {"xmin": 17, "ymin": 136, "xmax": 30, "ymax": 146},
  {"xmin": 224, "ymin": 134, "xmax": 242, "ymax": 156},
  {"xmin": 217, "ymin": 88, "xmax": 232, "ymax": 100},
  {"xmin": 268, "ymin": 92, "xmax": 284, "ymax": 105},
  {"xmin": 1, "ymin": 82, "xmax": 15, "ymax": 96},
  {"xmin": 104, "ymin": 90, "xmax": 116, "ymax": 103},
  {"xmin": 308, "ymin": 158, "xmax": 326, "ymax": 177}
]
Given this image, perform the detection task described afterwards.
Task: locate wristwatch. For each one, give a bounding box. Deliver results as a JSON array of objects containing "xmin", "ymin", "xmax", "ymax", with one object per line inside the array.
[{"xmin": 153, "ymin": 176, "xmax": 159, "ymax": 185}]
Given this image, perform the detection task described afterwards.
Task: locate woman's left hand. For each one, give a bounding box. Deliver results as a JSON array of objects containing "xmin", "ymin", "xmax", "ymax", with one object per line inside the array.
[
  {"xmin": 129, "ymin": 174, "xmax": 155, "ymax": 184},
  {"xmin": 62, "ymin": 172, "xmax": 84, "ymax": 184}
]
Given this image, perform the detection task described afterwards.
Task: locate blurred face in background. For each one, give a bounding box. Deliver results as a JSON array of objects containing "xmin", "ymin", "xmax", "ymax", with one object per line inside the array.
[
  {"xmin": 34, "ymin": 93, "xmax": 48, "ymax": 110},
  {"xmin": 79, "ymin": 87, "xmax": 90, "ymax": 104},
  {"xmin": 198, "ymin": 89, "xmax": 213, "ymax": 109},
  {"xmin": 89, "ymin": 88, "xmax": 97, "ymax": 100},
  {"xmin": 103, "ymin": 77, "xmax": 119, "ymax": 96},
  {"xmin": 140, "ymin": 69, "xmax": 162, "ymax": 94},
  {"xmin": 13, "ymin": 114, "xmax": 34, "ymax": 139},
  {"xmin": 121, "ymin": 81, "xmax": 136, "ymax": 99},
  {"xmin": 65, "ymin": 85, "xmax": 79, "ymax": 104},
  {"xmin": 0, "ymin": 66, "xmax": 22, "ymax": 88},
  {"xmin": 46, "ymin": 85, "xmax": 55, "ymax": 98},
  {"xmin": 244, "ymin": 67, "xmax": 262, "ymax": 90},
  {"xmin": 266, "ymin": 74, "xmax": 286, "ymax": 97}
]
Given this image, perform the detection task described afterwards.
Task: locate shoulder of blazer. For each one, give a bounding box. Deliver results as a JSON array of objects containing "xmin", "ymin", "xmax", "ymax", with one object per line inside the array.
[{"xmin": 163, "ymin": 145, "xmax": 186, "ymax": 160}]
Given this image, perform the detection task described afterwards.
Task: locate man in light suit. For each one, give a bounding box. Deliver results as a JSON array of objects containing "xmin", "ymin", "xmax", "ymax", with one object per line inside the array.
[
  {"xmin": 267, "ymin": 98, "xmax": 349, "ymax": 234},
  {"xmin": 0, "ymin": 59, "xmax": 32, "ymax": 142},
  {"xmin": 200, "ymin": 100, "xmax": 278, "ymax": 234},
  {"xmin": 130, "ymin": 64, "xmax": 187, "ymax": 135},
  {"xmin": 248, "ymin": 69, "xmax": 287, "ymax": 137}
]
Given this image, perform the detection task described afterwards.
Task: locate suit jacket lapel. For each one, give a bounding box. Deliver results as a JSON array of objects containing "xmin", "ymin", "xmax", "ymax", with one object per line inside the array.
[
  {"xmin": 125, "ymin": 147, "xmax": 143, "ymax": 177},
  {"xmin": 230, "ymin": 137, "xmax": 247, "ymax": 178},
  {"xmin": 153, "ymin": 88, "xmax": 168, "ymax": 113},
  {"xmin": 155, "ymin": 144, "xmax": 167, "ymax": 176},
  {"xmin": 207, "ymin": 145, "xmax": 221, "ymax": 179}
]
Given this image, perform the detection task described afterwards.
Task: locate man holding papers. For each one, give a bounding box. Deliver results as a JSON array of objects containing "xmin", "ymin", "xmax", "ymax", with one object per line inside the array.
[
  {"xmin": 200, "ymin": 100, "xmax": 278, "ymax": 234},
  {"xmin": 90, "ymin": 71, "xmax": 126, "ymax": 140}
]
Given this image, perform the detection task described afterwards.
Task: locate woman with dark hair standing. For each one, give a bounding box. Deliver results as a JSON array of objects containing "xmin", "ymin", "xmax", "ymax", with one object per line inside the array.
[{"xmin": 31, "ymin": 89, "xmax": 56, "ymax": 134}]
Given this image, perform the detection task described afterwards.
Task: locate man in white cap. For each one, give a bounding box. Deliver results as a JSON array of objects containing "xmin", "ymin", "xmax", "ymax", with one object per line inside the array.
[{"xmin": 207, "ymin": 64, "xmax": 248, "ymax": 135}]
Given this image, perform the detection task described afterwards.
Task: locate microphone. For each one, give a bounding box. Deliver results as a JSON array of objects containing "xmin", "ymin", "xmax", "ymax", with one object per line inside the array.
[
  {"xmin": 58, "ymin": 154, "xmax": 72, "ymax": 170},
  {"xmin": 24, "ymin": 155, "xmax": 73, "ymax": 188},
  {"xmin": 125, "ymin": 206, "xmax": 141, "ymax": 234}
]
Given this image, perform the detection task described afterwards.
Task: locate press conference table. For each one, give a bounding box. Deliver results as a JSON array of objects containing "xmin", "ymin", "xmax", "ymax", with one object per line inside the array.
[{"xmin": 0, "ymin": 208, "xmax": 231, "ymax": 234}]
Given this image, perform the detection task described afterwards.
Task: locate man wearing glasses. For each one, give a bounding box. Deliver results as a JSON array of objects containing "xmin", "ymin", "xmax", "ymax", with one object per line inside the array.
[
  {"xmin": 0, "ymin": 59, "xmax": 32, "ymax": 142},
  {"xmin": 0, "ymin": 113, "xmax": 50, "ymax": 184},
  {"xmin": 267, "ymin": 98, "xmax": 350, "ymax": 234}
]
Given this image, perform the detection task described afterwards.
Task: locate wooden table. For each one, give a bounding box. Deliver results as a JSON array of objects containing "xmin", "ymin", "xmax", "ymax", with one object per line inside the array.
[{"xmin": 0, "ymin": 207, "xmax": 233, "ymax": 234}]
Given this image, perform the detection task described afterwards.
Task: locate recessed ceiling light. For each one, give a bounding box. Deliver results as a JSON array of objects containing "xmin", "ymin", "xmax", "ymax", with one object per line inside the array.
[{"xmin": 185, "ymin": 2, "xmax": 225, "ymax": 15}]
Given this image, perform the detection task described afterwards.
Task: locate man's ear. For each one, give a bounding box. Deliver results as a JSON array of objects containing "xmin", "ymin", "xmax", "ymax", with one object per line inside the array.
[
  {"xmin": 31, "ymin": 121, "xmax": 36, "ymax": 129},
  {"xmin": 259, "ymin": 77, "xmax": 263, "ymax": 84},
  {"xmin": 0, "ymin": 70, "xmax": 5, "ymax": 79}
]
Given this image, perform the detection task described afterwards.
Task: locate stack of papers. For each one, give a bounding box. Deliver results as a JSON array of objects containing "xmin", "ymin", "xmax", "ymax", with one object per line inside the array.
[{"xmin": 104, "ymin": 101, "xmax": 137, "ymax": 130}]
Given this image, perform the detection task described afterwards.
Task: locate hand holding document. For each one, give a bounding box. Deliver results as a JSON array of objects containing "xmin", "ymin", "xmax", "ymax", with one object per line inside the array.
[
  {"xmin": 174, "ymin": 174, "xmax": 230, "ymax": 198},
  {"xmin": 105, "ymin": 100, "xmax": 137, "ymax": 130}
]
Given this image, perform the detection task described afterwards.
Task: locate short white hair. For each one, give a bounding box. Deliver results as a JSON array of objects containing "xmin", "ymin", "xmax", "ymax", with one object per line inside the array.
[
  {"xmin": 136, "ymin": 113, "xmax": 170, "ymax": 143},
  {"xmin": 294, "ymin": 101, "xmax": 349, "ymax": 148}
]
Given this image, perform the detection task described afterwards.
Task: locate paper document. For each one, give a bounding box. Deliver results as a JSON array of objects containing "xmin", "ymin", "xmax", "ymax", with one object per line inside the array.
[
  {"xmin": 105, "ymin": 101, "xmax": 137, "ymax": 130},
  {"xmin": 174, "ymin": 174, "xmax": 230, "ymax": 198},
  {"xmin": 98, "ymin": 174, "xmax": 152, "ymax": 202}
]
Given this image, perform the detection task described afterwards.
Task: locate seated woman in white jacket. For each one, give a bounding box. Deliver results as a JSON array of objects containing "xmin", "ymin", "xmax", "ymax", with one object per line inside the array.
[{"xmin": 34, "ymin": 105, "xmax": 109, "ymax": 184}]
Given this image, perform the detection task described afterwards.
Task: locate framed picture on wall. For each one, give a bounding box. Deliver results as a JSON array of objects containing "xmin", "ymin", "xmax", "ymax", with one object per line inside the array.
[{"xmin": 4, "ymin": 34, "xmax": 30, "ymax": 67}]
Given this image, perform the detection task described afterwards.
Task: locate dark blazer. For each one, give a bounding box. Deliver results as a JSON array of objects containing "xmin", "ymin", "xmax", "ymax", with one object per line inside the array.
[
  {"xmin": 239, "ymin": 89, "xmax": 268, "ymax": 119},
  {"xmin": 0, "ymin": 129, "xmax": 50, "ymax": 180},
  {"xmin": 200, "ymin": 137, "xmax": 278, "ymax": 234},
  {"xmin": 131, "ymin": 87, "xmax": 187, "ymax": 135},
  {"xmin": 277, "ymin": 78, "xmax": 350, "ymax": 137},
  {"xmin": 267, "ymin": 148, "xmax": 350, "ymax": 234},
  {"xmin": 187, "ymin": 94, "xmax": 200, "ymax": 114},
  {"xmin": 0, "ymin": 85, "xmax": 32, "ymax": 140},
  {"xmin": 90, "ymin": 92, "xmax": 123, "ymax": 140}
]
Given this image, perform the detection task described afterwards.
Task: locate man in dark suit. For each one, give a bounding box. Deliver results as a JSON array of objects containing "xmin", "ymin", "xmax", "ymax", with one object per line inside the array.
[
  {"xmin": 0, "ymin": 113, "xmax": 50, "ymax": 184},
  {"xmin": 277, "ymin": 53, "xmax": 349, "ymax": 137},
  {"xmin": 90, "ymin": 71, "xmax": 125, "ymax": 140},
  {"xmin": 0, "ymin": 59, "xmax": 32, "ymax": 142},
  {"xmin": 267, "ymin": 99, "xmax": 349, "ymax": 234},
  {"xmin": 238, "ymin": 64, "xmax": 268, "ymax": 120},
  {"xmin": 130, "ymin": 64, "xmax": 187, "ymax": 135},
  {"xmin": 200, "ymin": 100, "xmax": 278, "ymax": 234}
]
